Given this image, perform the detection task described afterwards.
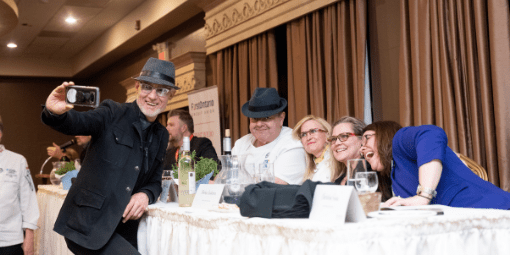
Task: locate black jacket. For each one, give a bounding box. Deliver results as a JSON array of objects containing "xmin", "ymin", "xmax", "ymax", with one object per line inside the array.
[
  {"xmin": 41, "ymin": 100, "xmax": 168, "ymax": 250},
  {"xmin": 163, "ymin": 136, "xmax": 219, "ymax": 171},
  {"xmin": 239, "ymin": 180, "xmax": 332, "ymax": 218}
]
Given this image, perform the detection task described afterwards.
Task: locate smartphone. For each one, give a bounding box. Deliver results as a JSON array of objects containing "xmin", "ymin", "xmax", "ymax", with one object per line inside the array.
[{"xmin": 65, "ymin": 85, "xmax": 100, "ymax": 108}]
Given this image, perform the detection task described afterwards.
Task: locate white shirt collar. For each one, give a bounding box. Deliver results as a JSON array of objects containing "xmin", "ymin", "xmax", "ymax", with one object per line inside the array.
[{"xmin": 0, "ymin": 144, "xmax": 5, "ymax": 153}]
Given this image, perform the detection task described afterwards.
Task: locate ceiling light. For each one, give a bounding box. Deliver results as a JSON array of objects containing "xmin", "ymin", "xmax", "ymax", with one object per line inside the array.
[
  {"xmin": 65, "ymin": 17, "xmax": 77, "ymax": 24},
  {"xmin": 7, "ymin": 43, "xmax": 17, "ymax": 48}
]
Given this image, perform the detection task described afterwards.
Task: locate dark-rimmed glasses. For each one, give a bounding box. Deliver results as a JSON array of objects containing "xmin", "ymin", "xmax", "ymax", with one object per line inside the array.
[
  {"xmin": 327, "ymin": 132, "xmax": 357, "ymax": 143},
  {"xmin": 361, "ymin": 133, "xmax": 375, "ymax": 146},
  {"xmin": 140, "ymin": 82, "xmax": 173, "ymax": 97},
  {"xmin": 300, "ymin": 128, "xmax": 327, "ymax": 138}
]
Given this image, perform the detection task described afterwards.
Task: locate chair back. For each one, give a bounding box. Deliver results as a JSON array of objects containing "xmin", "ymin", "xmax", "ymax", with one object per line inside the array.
[{"xmin": 455, "ymin": 153, "xmax": 488, "ymax": 181}]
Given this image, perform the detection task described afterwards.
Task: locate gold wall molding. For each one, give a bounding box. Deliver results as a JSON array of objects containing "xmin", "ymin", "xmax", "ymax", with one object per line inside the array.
[{"xmin": 204, "ymin": 0, "xmax": 339, "ymax": 54}]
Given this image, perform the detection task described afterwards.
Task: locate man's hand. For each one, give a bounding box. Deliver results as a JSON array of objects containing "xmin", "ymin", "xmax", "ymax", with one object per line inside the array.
[
  {"xmin": 22, "ymin": 229, "xmax": 34, "ymax": 255},
  {"xmin": 274, "ymin": 177, "xmax": 288, "ymax": 185},
  {"xmin": 122, "ymin": 192, "xmax": 149, "ymax": 223},
  {"xmin": 47, "ymin": 143, "xmax": 64, "ymax": 159},
  {"xmin": 45, "ymin": 81, "xmax": 75, "ymax": 115}
]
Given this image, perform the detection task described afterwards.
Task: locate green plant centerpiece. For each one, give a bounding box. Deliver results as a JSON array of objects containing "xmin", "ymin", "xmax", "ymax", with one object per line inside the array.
[
  {"xmin": 55, "ymin": 161, "xmax": 76, "ymax": 175},
  {"xmin": 172, "ymin": 150, "xmax": 219, "ymax": 181}
]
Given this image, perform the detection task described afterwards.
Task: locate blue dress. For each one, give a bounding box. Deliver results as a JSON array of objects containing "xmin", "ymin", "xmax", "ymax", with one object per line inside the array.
[{"xmin": 391, "ymin": 125, "xmax": 510, "ymax": 209}]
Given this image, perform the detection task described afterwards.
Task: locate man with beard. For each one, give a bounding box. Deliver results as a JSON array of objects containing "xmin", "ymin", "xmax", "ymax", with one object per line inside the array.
[
  {"xmin": 231, "ymin": 88, "xmax": 306, "ymax": 185},
  {"xmin": 163, "ymin": 109, "xmax": 218, "ymax": 173},
  {"xmin": 47, "ymin": 135, "xmax": 91, "ymax": 163},
  {"xmin": 41, "ymin": 57, "xmax": 177, "ymax": 254}
]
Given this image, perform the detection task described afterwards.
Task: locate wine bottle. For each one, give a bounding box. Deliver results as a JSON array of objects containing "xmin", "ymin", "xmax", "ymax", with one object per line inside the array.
[
  {"xmin": 178, "ymin": 136, "xmax": 195, "ymax": 207},
  {"xmin": 223, "ymin": 129, "xmax": 232, "ymax": 155}
]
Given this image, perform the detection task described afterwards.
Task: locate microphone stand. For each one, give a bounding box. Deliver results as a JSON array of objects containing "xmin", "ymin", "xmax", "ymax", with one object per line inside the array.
[{"xmin": 40, "ymin": 156, "xmax": 53, "ymax": 175}]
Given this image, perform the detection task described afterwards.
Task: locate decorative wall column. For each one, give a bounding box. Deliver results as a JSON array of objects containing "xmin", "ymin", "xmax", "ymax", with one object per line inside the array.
[
  {"xmin": 153, "ymin": 42, "xmax": 170, "ymax": 60},
  {"xmin": 120, "ymin": 77, "xmax": 137, "ymax": 103},
  {"xmin": 164, "ymin": 51, "xmax": 207, "ymax": 111}
]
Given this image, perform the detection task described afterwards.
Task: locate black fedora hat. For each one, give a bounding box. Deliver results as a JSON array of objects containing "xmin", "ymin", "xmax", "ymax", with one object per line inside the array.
[
  {"xmin": 133, "ymin": 57, "xmax": 179, "ymax": 90},
  {"xmin": 241, "ymin": 87, "xmax": 287, "ymax": 118}
]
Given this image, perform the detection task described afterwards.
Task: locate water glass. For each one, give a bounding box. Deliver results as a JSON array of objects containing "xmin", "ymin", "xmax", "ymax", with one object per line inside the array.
[
  {"xmin": 256, "ymin": 162, "xmax": 275, "ymax": 183},
  {"xmin": 244, "ymin": 163, "xmax": 257, "ymax": 179},
  {"xmin": 346, "ymin": 159, "xmax": 367, "ymax": 186},
  {"xmin": 354, "ymin": 171, "xmax": 378, "ymax": 194}
]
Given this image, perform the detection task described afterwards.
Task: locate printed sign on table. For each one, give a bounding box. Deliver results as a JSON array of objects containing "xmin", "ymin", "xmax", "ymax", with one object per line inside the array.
[{"xmin": 309, "ymin": 185, "xmax": 366, "ymax": 223}]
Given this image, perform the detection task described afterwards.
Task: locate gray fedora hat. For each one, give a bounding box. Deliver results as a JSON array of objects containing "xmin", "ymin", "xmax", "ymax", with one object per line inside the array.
[
  {"xmin": 241, "ymin": 87, "xmax": 287, "ymax": 118},
  {"xmin": 133, "ymin": 57, "xmax": 179, "ymax": 90}
]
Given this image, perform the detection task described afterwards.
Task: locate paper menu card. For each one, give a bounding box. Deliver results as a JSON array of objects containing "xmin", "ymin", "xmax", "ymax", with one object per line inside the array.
[
  {"xmin": 191, "ymin": 184, "xmax": 225, "ymax": 209},
  {"xmin": 309, "ymin": 185, "xmax": 366, "ymax": 223}
]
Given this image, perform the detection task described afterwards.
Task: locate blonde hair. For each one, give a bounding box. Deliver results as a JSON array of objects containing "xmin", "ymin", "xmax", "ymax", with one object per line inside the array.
[
  {"xmin": 292, "ymin": 115, "xmax": 332, "ymax": 181},
  {"xmin": 328, "ymin": 116, "xmax": 366, "ymax": 182}
]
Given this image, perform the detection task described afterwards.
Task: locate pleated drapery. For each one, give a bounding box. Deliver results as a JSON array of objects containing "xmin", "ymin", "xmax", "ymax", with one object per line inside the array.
[
  {"xmin": 399, "ymin": 0, "xmax": 510, "ymax": 190},
  {"xmin": 213, "ymin": 31, "xmax": 278, "ymax": 140},
  {"xmin": 286, "ymin": 0, "xmax": 367, "ymax": 127}
]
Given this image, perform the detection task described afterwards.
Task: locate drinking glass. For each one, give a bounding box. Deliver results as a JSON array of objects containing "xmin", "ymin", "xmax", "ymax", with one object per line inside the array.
[
  {"xmin": 346, "ymin": 159, "xmax": 367, "ymax": 186},
  {"xmin": 256, "ymin": 162, "xmax": 275, "ymax": 183},
  {"xmin": 354, "ymin": 171, "xmax": 378, "ymax": 194}
]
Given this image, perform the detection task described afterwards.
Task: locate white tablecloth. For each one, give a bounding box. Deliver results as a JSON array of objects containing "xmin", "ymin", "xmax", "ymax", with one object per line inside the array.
[
  {"xmin": 138, "ymin": 202, "xmax": 510, "ymax": 255},
  {"xmin": 35, "ymin": 185, "xmax": 73, "ymax": 255}
]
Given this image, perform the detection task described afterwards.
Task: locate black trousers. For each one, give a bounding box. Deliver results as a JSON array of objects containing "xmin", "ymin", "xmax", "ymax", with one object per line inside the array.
[
  {"xmin": 65, "ymin": 219, "xmax": 140, "ymax": 255},
  {"xmin": 0, "ymin": 244, "xmax": 23, "ymax": 255}
]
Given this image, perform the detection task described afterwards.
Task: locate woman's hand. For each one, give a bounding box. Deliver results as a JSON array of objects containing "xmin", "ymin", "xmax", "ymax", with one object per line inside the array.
[
  {"xmin": 382, "ymin": 195, "xmax": 431, "ymax": 207},
  {"xmin": 45, "ymin": 81, "xmax": 75, "ymax": 115}
]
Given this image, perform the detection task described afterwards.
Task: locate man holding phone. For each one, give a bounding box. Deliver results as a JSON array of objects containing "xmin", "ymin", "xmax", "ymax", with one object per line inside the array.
[{"xmin": 41, "ymin": 57, "xmax": 178, "ymax": 254}]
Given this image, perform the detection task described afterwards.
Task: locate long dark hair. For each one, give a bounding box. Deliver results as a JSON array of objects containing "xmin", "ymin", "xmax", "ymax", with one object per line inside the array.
[{"xmin": 362, "ymin": 121, "xmax": 402, "ymax": 201}]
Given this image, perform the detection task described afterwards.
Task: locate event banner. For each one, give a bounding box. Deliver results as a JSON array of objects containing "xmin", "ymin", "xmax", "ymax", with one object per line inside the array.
[{"xmin": 187, "ymin": 86, "xmax": 221, "ymax": 156}]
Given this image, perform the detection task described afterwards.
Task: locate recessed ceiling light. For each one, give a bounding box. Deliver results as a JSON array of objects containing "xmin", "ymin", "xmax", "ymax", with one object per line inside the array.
[
  {"xmin": 7, "ymin": 43, "xmax": 17, "ymax": 48},
  {"xmin": 65, "ymin": 16, "xmax": 77, "ymax": 24}
]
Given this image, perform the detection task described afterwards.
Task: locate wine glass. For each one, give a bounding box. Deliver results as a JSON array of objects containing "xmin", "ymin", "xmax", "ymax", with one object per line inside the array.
[{"xmin": 355, "ymin": 171, "xmax": 378, "ymax": 193}]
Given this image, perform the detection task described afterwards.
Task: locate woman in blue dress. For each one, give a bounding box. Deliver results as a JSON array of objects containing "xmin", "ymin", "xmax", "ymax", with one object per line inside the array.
[{"xmin": 360, "ymin": 121, "xmax": 510, "ymax": 209}]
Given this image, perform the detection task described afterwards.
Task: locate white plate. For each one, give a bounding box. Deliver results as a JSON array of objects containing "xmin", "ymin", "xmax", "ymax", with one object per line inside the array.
[{"xmin": 368, "ymin": 210, "xmax": 437, "ymax": 220}]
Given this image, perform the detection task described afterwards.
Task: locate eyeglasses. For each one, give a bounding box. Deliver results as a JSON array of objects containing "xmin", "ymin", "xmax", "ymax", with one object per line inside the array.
[
  {"xmin": 250, "ymin": 115, "xmax": 277, "ymax": 123},
  {"xmin": 327, "ymin": 132, "xmax": 357, "ymax": 143},
  {"xmin": 140, "ymin": 82, "xmax": 173, "ymax": 97},
  {"xmin": 300, "ymin": 128, "xmax": 327, "ymax": 138},
  {"xmin": 361, "ymin": 133, "xmax": 375, "ymax": 146}
]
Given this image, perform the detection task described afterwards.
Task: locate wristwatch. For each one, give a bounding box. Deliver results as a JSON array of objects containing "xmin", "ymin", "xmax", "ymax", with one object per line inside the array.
[{"xmin": 416, "ymin": 184, "xmax": 437, "ymax": 199}]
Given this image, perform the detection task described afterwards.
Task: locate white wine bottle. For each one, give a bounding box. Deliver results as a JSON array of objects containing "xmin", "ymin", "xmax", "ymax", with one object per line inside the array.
[
  {"xmin": 178, "ymin": 136, "xmax": 195, "ymax": 207},
  {"xmin": 223, "ymin": 129, "xmax": 232, "ymax": 155}
]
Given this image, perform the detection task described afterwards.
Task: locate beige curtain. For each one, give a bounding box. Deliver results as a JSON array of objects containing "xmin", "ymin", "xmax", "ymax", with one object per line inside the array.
[
  {"xmin": 286, "ymin": 0, "xmax": 367, "ymax": 126},
  {"xmin": 399, "ymin": 0, "xmax": 510, "ymax": 190},
  {"xmin": 212, "ymin": 31, "xmax": 278, "ymax": 141}
]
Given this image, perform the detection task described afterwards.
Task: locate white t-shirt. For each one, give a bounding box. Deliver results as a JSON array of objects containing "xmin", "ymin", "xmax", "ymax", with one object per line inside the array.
[
  {"xmin": 311, "ymin": 149, "xmax": 332, "ymax": 182},
  {"xmin": 0, "ymin": 145, "xmax": 39, "ymax": 247},
  {"xmin": 232, "ymin": 127, "xmax": 306, "ymax": 185}
]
